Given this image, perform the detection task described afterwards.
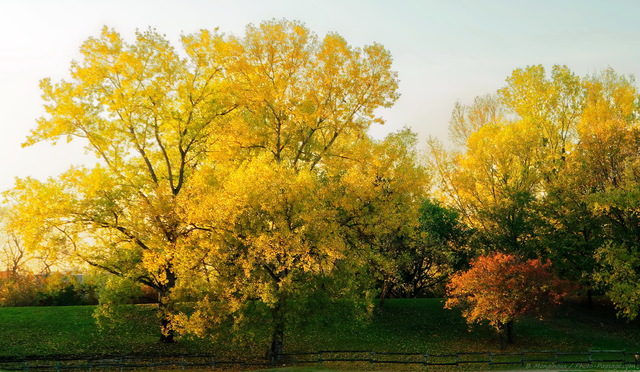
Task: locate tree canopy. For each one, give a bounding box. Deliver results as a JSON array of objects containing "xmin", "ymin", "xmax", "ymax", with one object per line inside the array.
[
  {"xmin": 5, "ymin": 20, "xmax": 430, "ymax": 353},
  {"xmin": 4, "ymin": 17, "xmax": 640, "ymax": 353},
  {"xmin": 445, "ymin": 252, "xmax": 569, "ymax": 348},
  {"xmin": 431, "ymin": 64, "xmax": 640, "ymax": 318}
]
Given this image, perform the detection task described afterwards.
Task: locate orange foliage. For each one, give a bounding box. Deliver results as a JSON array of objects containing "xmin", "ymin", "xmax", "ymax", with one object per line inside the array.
[{"xmin": 445, "ymin": 252, "xmax": 570, "ymax": 331}]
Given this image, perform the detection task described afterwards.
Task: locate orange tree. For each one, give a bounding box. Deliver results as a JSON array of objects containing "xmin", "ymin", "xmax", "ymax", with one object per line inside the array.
[{"xmin": 445, "ymin": 252, "xmax": 569, "ymax": 348}]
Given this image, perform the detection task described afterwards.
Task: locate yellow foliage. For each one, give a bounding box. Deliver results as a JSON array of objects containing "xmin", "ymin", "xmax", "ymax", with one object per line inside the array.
[{"xmin": 6, "ymin": 19, "xmax": 414, "ymax": 346}]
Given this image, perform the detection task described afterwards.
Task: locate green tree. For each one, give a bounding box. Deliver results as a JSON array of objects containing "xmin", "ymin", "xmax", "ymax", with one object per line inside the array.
[
  {"xmin": 379, "ymin": 198, "xmax": 470, "ymax": 300},
  {"xmin": 575, "ymin": 69, "xmax": 640, "ymax": 317}
]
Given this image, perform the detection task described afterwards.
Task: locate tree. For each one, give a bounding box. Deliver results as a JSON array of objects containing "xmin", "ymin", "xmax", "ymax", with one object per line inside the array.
[
  {"xmin": 170, "ymin": 20, "xmax": 408, "ymax": 356},
  {"xmin": 430, "ymin": 66, "xmax": 636, "ymax": 304},
  {"xmin": 561, "ymin": 68, "xmax": 640, "ymax": 313},
  {"xmin": 0, "ymin": 208, "xmax": 27, "ymax": 275},
  {"xmin": 336, "ymin": 130, "xmax": 429, "ymax": 305},
  {"xmin": 0, "ymin": 207, "xmax": 62, "ymax": 276},
  {"xmin": 430, "ymin": 82, "xmax": 544, "ymax": 257},
  {"xmin": 448, "ymin": 94, "xmax": 505, "ymax": 149},
  {"xmin": 8, "ymin": 19, "xmax": 408, "ymax": 353},
  {"xmin": 7, "ymin": 26, "xmax": 236, "ymax": 342},
  {"xmin": 437, "ymin": 118, "xmax": 545, "ymax": 256},
  {"xmin": 498, "ymin": 65, "xmax": 583, "ymax": 178},
  {"xmin": 377, "ymin": 198, "xmax": 470, "ymax": 301},
  {"xmin": 445, "ymin": 252, "xmax": 569, "ymax": 348}
]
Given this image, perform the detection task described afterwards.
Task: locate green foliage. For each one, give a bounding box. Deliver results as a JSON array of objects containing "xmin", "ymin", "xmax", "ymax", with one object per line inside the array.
[
  {"xmin": 594, "ymin": 241, "xmax": 640, "ymax": 319},
  {"xmin": 93, "ymin": 275, "xmax": 148, "ymax": 329},
  {"xmin": 381, "ymin": 198, "xmax": 470, "ymax": 299}
]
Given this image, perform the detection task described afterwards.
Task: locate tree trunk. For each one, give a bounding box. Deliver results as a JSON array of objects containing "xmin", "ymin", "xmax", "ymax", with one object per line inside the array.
[
  {"xmin": 506, "ymin": 320, "xmax": 514, "ymax": 344},
  {"xmin": 159, "ymin": 307, "xmax": 176, "ymax": 344},
  {"xmin": 497, "ymin": 320, "xmax": 513, "ymax": 349},
  {"xmin": 497, "ymin": 322, "xmax": 506, "ymax": 350},
  {"xmin": 158, "ymin": 267, "xmax": 177, "ymax": 344},
  {"xmin": 587, "ymin": 287, "xmax": 593, "ymax": 310},
  {"xmin": 379, "ymin": 279, "xmax": 390, "ymax": 306},
  {"xmin": 269, "ymin": 299, "xmax": 285, "ymax": 362}
]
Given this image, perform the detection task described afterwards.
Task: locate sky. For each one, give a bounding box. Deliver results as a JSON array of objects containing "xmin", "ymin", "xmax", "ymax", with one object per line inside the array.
[{"xmin": 1, "ymin": 0, "xmax": 640, "ymax": 192}]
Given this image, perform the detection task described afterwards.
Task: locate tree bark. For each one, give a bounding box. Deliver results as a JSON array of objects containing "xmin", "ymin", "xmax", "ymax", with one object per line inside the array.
[
  {"xmin": 497, "ymin": 320, "xmax": 514, "ymax": 349},
  {"xmin": 157, "ymin": 267, "xmax": 177, "ymax": 344},
  {"xmin": 269, "ymin": 299, "xmax": 285, "ymax": 362},
  {"xmin": 379, "ymin": 279, "xmax": 390, "ymax": 306},
  {"xmin": 498, "ymin": 322, "xmax": 506, "ymax": 350},
  {"xmin": 506, "ymin": 320, "xmax": 514, "ymax": 344}
]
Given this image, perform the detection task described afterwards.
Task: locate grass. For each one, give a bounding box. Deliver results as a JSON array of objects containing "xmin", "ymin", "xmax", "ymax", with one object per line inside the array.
[
  {"xmin": 1, "ymin": 297, "xmax": 640, "ymax": 359},
  {"xmin": 287, "ymin": 297, "xmax": 640, "ymax": 354},
  {"xmin": 0, "ymin": 305, "xmax": 216, "ymax": 357}
]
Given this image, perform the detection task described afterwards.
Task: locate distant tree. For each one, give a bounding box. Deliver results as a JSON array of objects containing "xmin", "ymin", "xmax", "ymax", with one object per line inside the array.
[
  {"xmin": 1, "ymin": 224, "xmax": 27, "ymax": 276},
  {"xmin": 445, "ymin": 252, "xmax": 570, "ymax": 348},
  {"xmin": 379, "ymin": 198, "xmax": 470, "ymax": 301},
  {"xmin": 431, "ymin": 65, "xmax": 640, "ymax": 311}
]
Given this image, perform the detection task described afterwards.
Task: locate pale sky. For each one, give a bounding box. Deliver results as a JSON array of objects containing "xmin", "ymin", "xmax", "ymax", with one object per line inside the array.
[{"xmin": 1, "ymin": 0, "xmax": 640, "ymax": 192}]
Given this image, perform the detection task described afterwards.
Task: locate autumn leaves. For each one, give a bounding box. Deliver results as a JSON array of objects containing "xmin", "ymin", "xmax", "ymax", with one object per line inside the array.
[
  {"xmin": 4, "ymin": 18, "xmax": 640, "ymax": 353},
  {"xmin": 6, "ymin": 20, "xmax": 420, "ymax": 351},
  {"xmin": 433, "ymin": 65, "xmax": 640, "ymax": 342}
]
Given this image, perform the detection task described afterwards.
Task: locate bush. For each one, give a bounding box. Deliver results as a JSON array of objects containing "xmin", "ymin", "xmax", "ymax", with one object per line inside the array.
[
  {"xmin": 0, "ymin": 272, "xmax": 40, "ymax": 306},
  {"xmin": 0, "ymin": 272, "xmax": 98, "ymax": 307}
]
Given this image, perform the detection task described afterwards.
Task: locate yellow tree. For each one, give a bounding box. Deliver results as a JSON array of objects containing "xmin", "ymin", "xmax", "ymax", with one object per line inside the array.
[
  {"xmin": 433, "ymin": 65, "xmax": 640, "ymax": 311},
  {"xmin": 168, "ymin": 20, "xmax": 414, "ymax": 358},
  {"xmin": 10, "ymin": 20, "xmax": 417, "ymax": 353},
  {"xmin": 431, "ymin": 65, "xmax": 587, "ymax": 258},
  {"xmin": 7, "ymin": 26, "xmax": 236, "ymax": 342},
  {"xmin": 176, "ymin": 130, "xmax": 425, "ymax": 358},
  {"xmin": 498, "ymin": 65, "xmax": 583, "ymax": 178},
  {"xmin": 438, "ymin": 119, "xmax": 542, "ymax": 254},
  {"xmin": 448, "ymin": 94, "xmax": 505, "ymax": 149},
  {"xmin": 573, "ymin": 69, "xmax": 640, "ymax": 317},
  {"xmin": 334, "ymin": 129, "xmax": 428, "ymax": 304}
]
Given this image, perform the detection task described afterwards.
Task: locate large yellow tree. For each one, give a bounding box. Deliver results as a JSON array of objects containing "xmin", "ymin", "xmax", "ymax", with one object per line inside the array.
[
  {"xmin": 167, "ymin": 20, "xmax": 422, "ymax": 358},
  {"xmin": 7, "ymin": 20, "xmax": 418, "ymax": 353}
]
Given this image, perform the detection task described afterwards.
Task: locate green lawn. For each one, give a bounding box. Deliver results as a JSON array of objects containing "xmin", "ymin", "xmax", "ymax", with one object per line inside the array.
[
  {"xmin": 1, "ymin": 298, "xmax": 639, "ymax": 359},
  {"xmin": 0, "ymin": 305, "xmax": 217, "ymax": 357},
  {"xmin": 287, "ymin": 297, "xmax": 640, "ymax": 354}
]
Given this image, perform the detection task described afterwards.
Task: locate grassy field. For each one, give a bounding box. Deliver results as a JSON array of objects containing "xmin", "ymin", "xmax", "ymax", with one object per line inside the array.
[{"xmin": 1, "ymin": 298, "xmax": 639, "ymax": 358}]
